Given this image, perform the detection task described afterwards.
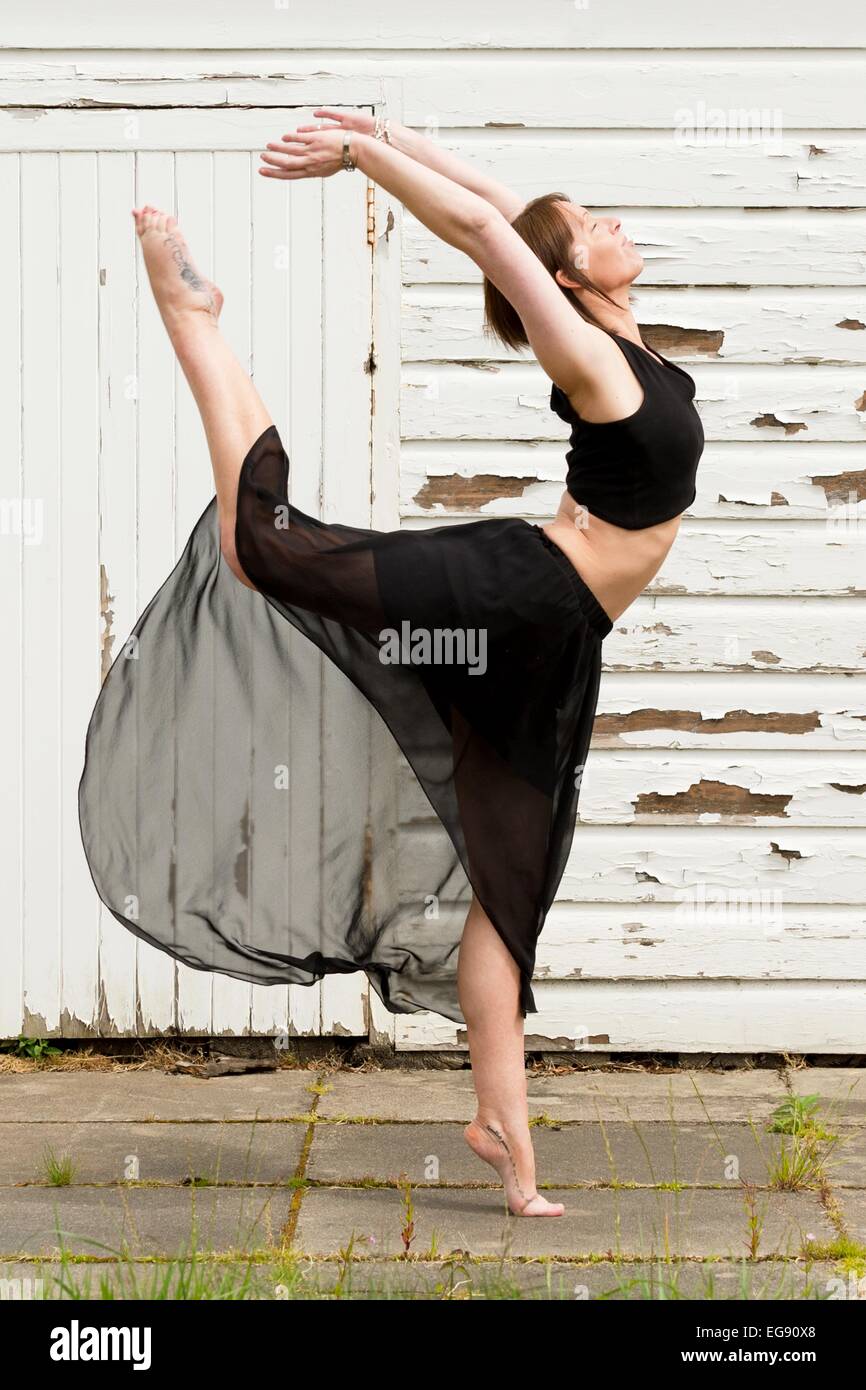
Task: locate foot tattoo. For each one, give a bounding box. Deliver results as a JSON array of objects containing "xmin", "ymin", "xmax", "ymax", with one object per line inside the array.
[
  {"xmin": 132, "ymin": 206, "xmax": 223, "ymax": 326},
  {"xmin": 164, "ymin": 232, "xmax": 218, "ymax": 315},
  {"xmin": 483, "ymin": 1122, "xmax": 539, "ymax": 1213},
  {"xmin": 463, "ymin": 1117, "xmax": 564, "ymax": 1217}
]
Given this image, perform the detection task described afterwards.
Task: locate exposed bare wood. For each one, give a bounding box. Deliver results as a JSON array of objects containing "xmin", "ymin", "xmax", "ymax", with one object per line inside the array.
[
  {"xmin": 98, "ymin": 566, "xmax": 114, "ymax": 682},
  {"xmin": 594, "ymin": 708, "xmax": 822, "ymax": 738},
  {"xmin": 633, "ymin": 779, "xmax": 793, "ymax": 819},
  {"xmin": 413, "ymin": 473, "xmax": 536, "ymax": 509},
  {"xmin": 752, "ymin": 413, "xmax": 808, "ymax": 434},
  {"xmin": 810, "ymin": 466, "xmax": 866, "ymax": 503}
]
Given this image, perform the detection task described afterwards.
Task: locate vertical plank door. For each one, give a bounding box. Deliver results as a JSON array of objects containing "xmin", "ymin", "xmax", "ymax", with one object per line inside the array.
[{"xmin": 0, "ymin": 107, "xmax": 379, "ymax": 1039}]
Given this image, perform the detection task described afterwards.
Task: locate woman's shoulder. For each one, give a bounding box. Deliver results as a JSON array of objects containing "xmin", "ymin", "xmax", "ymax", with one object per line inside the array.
[
  {"xmin": 547, "ymin": 326, "xmax": 628, "ymax": 424},
  {"xmin": 548, "ymin": 325, "xmax": 631, "ymax": 395}
]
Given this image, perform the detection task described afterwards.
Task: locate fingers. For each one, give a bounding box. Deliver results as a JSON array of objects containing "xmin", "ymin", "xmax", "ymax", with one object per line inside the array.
[
  {"xmin": 266, "ymin": 138, "xmax": 309, "ymax": 153},
  {"xmin": 258, "ymin": 166, "xmax": 301, "ymax": 181},
  {"xmin": 260, "ymin": 140, "xmax": 308, "ymax": 177},
  {"xmin": 258, "ymin": 151, "xmax": 305, "ymax": 181},
  {"xmin": 260, "ymin": 151, "xmax": 303, "ymax": 170},
  {"xmin": 259, "ymin": 126, "xmax": 340, "ymax": 182}
]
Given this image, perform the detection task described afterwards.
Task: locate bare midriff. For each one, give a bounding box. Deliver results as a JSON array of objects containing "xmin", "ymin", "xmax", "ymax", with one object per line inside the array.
[{"xmin": 542, "ymin": 488, "xmax": 682, "ymax": 625}]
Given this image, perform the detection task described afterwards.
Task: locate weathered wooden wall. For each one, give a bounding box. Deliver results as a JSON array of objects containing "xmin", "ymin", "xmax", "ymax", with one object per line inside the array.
[
  {"xmin": 1, "ymin": 1, "xmax": 863, "ymax": 1049},
  {"xmin": 392, "ymin": 41, "xmax": 866, "ymax": 1050}
]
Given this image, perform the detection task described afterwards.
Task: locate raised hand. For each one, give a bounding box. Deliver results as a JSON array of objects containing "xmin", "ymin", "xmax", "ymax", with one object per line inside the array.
[
  {"xmin": 297, "ymin": 107, "xmax": 377, "ymax": 137},
  {"xmin": 259, "ymin": 126, "xmax": 350, "ymax": 181}
]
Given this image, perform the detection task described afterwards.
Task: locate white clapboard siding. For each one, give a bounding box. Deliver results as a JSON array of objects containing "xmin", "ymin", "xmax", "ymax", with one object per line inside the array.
[
  {"xmin": 395, "ymin": 982, "xmax": 866, "ymax": 1054},
  {"xmin": 532, "ymin": 904, "xmax": 866, "ymax": 983},
  {"xmin": 0, "ymin": 0, "xmax": 858, "ymax": 48},
  {"xmin": 593, "ymin": 672, "xmax": 866, "ymax": 749},
  {"xmin": 399, "ymin": 825, "xmax": 866, "ymax": 906},
  {"xmin": 402, "ymin": 135, "xmax": 866, "ymax": 207},
  {"xmin": 400, "ymin": 362, "xmax": 866, "ymax": 442},
  {"xmin": 397, "ymin": 753, "xmax": 866, "ymax": 827},
  {"xmin": 394, "ymin": 516, "xmax": 865, "ymax": 599},
  {"xmin": 0, "ymin": 107, "xmax": 376, "ymax": 1040},
  {"xmin": 2, "ymin": 56, "xmax": 863, "ymax": 130},
  {"xmin": 2, "ymin": 10, "xmax": 864, "ymax": 1052},
  {"xmin": 402, "ymin": 287, "xmax": 866, "ymax": 364},
  {"xmin": 401, "ymin": 57, "xmax": 866, "ymax": 129},
  {"xmin": 400, "ymin": 440, "xmax": 865, "ymax": 520},
  {"xmin": 400, "ymin": 443, "xmax": 866, "ymax": 522},
  {"xmin": 603, "ymin": 596, "xmax": 866, "ymax": 674},
  {"xmin": 6, "ymin": 117, "xmax": 865, "ymax": 207},
  {"xmin": 388, "ymin": 28, "xmax": 864, "ymax": 1050},
  {"xmin": 405, "ymin": 212, "xmax": 866, "ymax": 287}
]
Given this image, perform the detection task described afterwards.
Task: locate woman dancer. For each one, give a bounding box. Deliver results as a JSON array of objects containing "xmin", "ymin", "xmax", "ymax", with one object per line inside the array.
[{"xmin": 79, "ymin": 109, "xmax": 703, "ymax": 1218}]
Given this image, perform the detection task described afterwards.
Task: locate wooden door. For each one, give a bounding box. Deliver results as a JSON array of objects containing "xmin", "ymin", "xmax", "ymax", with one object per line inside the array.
[{"xmin": 0, "ymin": 107, "xmax": 379, "ymax": 1039}]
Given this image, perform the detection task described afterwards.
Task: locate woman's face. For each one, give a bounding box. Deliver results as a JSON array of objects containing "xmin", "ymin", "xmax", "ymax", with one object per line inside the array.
[{"xmin": 557, "ymin": 202, "xmax": 644, "ymax": 294}]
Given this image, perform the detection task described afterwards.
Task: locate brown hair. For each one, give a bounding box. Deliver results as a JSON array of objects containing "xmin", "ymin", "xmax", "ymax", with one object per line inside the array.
[{"xmin": 482, "ymin": 192, "xmax": 621, "ymax": 351}]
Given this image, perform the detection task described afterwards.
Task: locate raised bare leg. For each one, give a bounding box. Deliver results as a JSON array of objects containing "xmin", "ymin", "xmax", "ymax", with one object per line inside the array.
[
  {"xmin": 458, "ymin": 896, "xmax": 565, "ymax": 1217},
  {"xmin": 132, "ymin": 205, "xmax": 272, "ymax": 585}
]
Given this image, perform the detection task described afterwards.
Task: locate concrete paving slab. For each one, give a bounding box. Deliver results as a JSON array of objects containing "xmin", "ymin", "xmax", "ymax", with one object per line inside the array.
[
  {"xmin": 317, "ymin": 1071, "xmax": 477, "ymax": 1120},
  {"xmin": 0, "ymin": 1122, "xmax": 305, "ymax": 1185},
  {"xmin": 0, "ymin": 1067, "xmax": 856, "ymax": 1292},
  {"xmin": 0, "ymin": 1187, "xmax": 292, "ymax": 1257},
  {"xmin": 292, "ymin": 1186, "xmax": 833, "ymax": 1260},
  {"xmin": 789, "ymin": 1069, "xmax": 866, "ymax": 1125},
  {"xmin": 524, "ymin": 1071, "xmax": 789, "ymax": 1123},
  {"xmin": 836, "ymin": 1190, "xmax": 866, "ymax": 1241},
  {"xmin": 316, "ymin": 1069, "xmax": 789, "ymax": 1123},
  {"xmin": 306, "ymin": 1121, "xmax": 787, "ymax": 1187},
  {"xmin": 0, "ymin": 1258, "xmax": 839, "ymax": 1301},
  {"xmin": 823, "ymin": 1127, "xmax": 866, "ymax": 1186},
  {"xmin": 0, "ymin": 1071, "xmax": 318, "ymax": 1122}
]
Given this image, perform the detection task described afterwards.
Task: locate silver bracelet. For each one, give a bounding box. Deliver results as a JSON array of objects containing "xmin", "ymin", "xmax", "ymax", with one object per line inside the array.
[
  {"xmin": 373, "ymin": 114, "xmax": 392, "ymax": 144},
  {"xmin": 341, "ymin": 130, "xmax": 356, "ymax": 171}
]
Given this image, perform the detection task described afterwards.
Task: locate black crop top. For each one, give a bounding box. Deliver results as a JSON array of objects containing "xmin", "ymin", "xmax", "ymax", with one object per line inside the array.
[{"xmin": 549, "ymin": 332, "xmax": 704, "ymax": 529}]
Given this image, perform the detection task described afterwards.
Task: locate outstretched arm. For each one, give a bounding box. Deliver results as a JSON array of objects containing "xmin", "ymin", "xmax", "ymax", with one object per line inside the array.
[
  {"xmin": 260, "ymin": 127, "xmax": 600, "ymax": 397},
  {"xmin": 295, "ymin": 108, "xmax": 525, "ymax": 222}
]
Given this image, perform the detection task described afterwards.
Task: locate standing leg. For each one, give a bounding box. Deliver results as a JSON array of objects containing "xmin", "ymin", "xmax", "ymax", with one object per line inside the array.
[
  {"xmin": 132, "ymin": 206, "xmax": 272, "ymax": 586},
  {"xmin": 458, "ymin": 898, "xmax": 565, "ymax": 1217}
]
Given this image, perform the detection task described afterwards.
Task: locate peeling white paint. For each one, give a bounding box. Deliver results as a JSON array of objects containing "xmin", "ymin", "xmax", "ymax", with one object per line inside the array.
[{"xmin": 2, "ymin": 14, "xmax": 863, "ymax": 1052}]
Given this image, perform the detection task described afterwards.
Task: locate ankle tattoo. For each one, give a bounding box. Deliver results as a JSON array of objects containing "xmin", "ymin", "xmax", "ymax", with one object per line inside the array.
[{"xmin": 484, "ymin": 1122, "xmax": 532, "ymax": 1205}]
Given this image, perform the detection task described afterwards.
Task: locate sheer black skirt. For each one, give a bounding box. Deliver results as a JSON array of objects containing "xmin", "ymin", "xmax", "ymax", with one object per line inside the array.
[{"xmin": 78, "ymin": 426, "xmax": 611, "ymax": 1023}]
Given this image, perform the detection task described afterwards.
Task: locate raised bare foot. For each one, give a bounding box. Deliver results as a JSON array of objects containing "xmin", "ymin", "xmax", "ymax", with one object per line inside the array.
[
  {"xmin": 464, "ymin": 1117, "xmax": 565, "ymax": 1217},
  {"xmin": 132, "ymin": 205, "xmax": 223, "ymax": 330}
]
